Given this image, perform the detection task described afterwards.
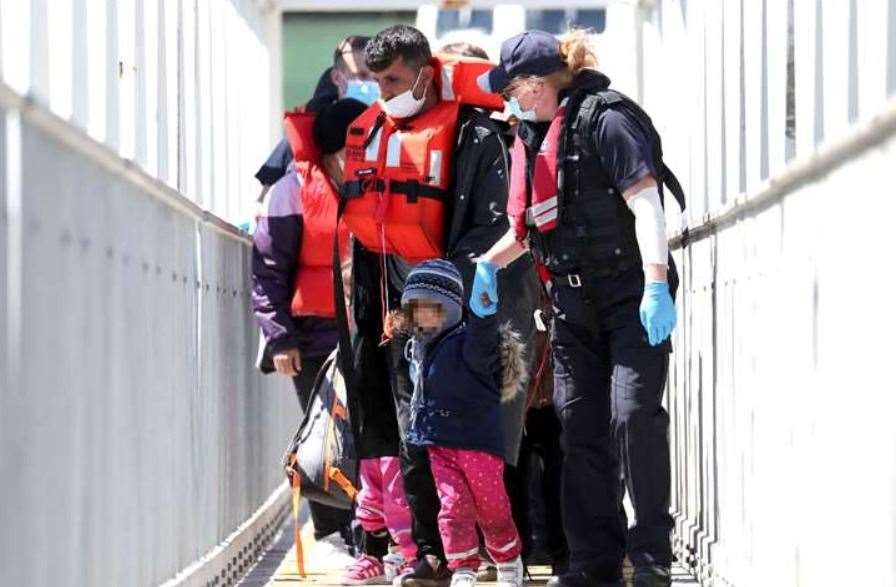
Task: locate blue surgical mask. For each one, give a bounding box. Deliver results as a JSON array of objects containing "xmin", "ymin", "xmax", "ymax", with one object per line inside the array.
[
  {"xmin": 345, "ymin": 79, "xmax": 380, "ymax": 105},
  {"xmin": 506, "ymin": 96, "xmax": 537, "ymax": 122}
]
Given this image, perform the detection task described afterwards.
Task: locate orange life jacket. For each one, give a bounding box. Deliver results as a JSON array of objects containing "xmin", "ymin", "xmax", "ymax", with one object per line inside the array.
[
  {"xmin": 283, "ymin": 108, "xmax": 350, "ymax": 318},
  {"xmin": 341, "ymin": 54, "xmax": 504, "ymax": 262}
]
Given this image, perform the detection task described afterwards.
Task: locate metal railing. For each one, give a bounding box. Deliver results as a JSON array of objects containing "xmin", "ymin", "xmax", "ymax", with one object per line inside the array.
[
  {"xmin": 637, "ymin": 1, "xmax": 896, "ymax": 584},
  {"xmin": 0, "ymin": 82, "xmax": 296, "ymax": 587}
]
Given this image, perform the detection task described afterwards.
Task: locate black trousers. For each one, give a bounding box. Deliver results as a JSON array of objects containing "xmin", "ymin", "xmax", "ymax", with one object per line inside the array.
[
  {"xmin": 292, "ymin": 355, "xmax": 354, "ymax": 541},
  {"xmin": 512, "ymin": 405, "xmax": 568, "ymax": 565},
  {"xmin": 550, "ymin": 265, "xmax": 676, "ymax": 575},
  {"xmin": 385, "ymin": 330, "xmax": 446, "ymax": 562}
]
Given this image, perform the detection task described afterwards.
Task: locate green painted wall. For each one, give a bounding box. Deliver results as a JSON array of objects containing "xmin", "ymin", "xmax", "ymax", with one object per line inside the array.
[{"xmin": 282, "ymin": 11, "xmax": 415, "ymax": 109}]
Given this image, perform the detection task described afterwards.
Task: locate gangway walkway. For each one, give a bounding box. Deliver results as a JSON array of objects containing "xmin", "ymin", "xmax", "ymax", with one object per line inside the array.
[
  {"xmin": 237, "ymin": 514, "xmax": 699, "ymax": 587},
  {"xmin": 3, "ymin": 0, "xmax": 896, "ymax": 585}
]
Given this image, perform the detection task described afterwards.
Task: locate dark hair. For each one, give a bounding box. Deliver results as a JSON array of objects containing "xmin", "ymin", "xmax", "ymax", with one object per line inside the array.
[
  {"xmin": 365, "ymin": 25, "xmax": 432, "ymax": 72},
  {"xmin": 333, "ymin": 35, "xmax": 371, "ymax": 71},
  {"xmin": 313, "ymin": 98, "xmax": 368, "ymax": 155},
  {"xmin": 439, "ymin": 42, "xmax": 489, "ymax": 60}
]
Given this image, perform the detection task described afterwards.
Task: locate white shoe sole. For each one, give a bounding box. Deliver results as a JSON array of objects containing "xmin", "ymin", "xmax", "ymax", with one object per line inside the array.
[{"xmin": 341, "ymin": 575, "xmax": 390, "ymax": 586}]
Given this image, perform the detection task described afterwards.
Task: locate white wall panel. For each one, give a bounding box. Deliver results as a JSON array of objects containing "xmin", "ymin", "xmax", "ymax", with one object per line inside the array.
[
  {"xmin": 29, "ymin": 0, "xmax": 49, "ymax": 102},
  {"xmin": 1, "ymin": 0, "xmax": 32, "ymax": 94},
  {"xmin": 856, "ymin": 0, "xmax": 889, "ymax": 123},
  {"xmin": 117, "ymin": 0, "xmax": 137, "ymax": 161},
  {"xmin": 742, "ymin": 0, "xmax": 766, "ymax": 191},
  {"xmin": 793, "ymin": 0, "xmax": 823, "ymax": 156},
  {"xmin": 643, "ymin": 0, "xmax": 896, "ymax": 582},
  {"xmin": 765, "ymin": 0, "xmax": 789, "ymax": 176},
  {"xmin": 104, "ymin": 0, "xmax": 120, "ymax": 149},
  {"xmin": 819, "ymin": 0, "xmax": 852, "ymax": 140},
  {"xmin": 47, "ymin": 0, "xmax": 74, "ymax": 120},
  {"xmin": 722, "ymin": 0, "xmax": 744, "ymax": 200},
  {"xmin": 0, "ymin": 92, "xmax": 295, "ymax": 586}
]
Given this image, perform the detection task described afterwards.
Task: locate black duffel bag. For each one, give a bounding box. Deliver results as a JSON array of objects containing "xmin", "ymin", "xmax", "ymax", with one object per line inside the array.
[{"xmin": 282, "ymin": 349, "xmax": 358, "ymax": 510}]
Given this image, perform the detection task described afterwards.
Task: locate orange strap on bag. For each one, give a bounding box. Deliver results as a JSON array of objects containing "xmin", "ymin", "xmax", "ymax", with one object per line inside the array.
[
  {"xmin": 322, "ymin": 392, "xmax": 356, "ymax": 498},
  {"xmin": 287, "ymin": 454, "xmax": 306, "ymax": 578},
  {"xmin": 287, "ymin": 377, "xmax": 357, "ymax": 579},
  {"xmin": 328, "ymin": 467, "xmax": 359, "ymax": 501}
]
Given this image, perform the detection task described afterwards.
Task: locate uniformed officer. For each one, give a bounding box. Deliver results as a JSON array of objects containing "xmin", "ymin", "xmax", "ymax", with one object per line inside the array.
[{"xmin": 471, "ymin": 30, "xmax": 684, "ymax": 587}]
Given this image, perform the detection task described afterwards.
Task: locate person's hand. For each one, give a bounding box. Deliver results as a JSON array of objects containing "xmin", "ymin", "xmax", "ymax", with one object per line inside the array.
[
  {"xmin": 470, "ymin": 260, "xmax": 499, "ymax": 317},
  {"xmin": 639, "ymin": 282, "xmax": 677, "ymax": 346},
  {"xmin": 273, "ymin": 348, "xmax": 302, "ymax": 377}
]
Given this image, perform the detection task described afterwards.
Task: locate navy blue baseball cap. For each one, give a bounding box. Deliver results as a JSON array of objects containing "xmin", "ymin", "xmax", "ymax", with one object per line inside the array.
[{"xmin": 477, "ymin": 30, "xmax": 565, "ymax": 94}]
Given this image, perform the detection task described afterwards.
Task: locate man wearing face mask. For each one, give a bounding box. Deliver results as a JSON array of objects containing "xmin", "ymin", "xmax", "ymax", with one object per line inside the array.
[
  {"xmin": 251, "ymin": 98, "xmax": 368, "ymax": 556},
  {"xmin": 340, "ymin": 24, "xmax": 539, "ymax": 587},
  {"xmin": 472, "ymin": 30, "xmax": 688, "ymax": 587},
  {"xmin": 254, "ymin": 36, "xmax": 379, "ymax": 207}
]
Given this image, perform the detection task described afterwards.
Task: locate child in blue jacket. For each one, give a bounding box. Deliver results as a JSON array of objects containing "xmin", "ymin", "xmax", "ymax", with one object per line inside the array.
[{"xmin": 400, "ymin": 259, "xmax": 525, "ymax": 587}]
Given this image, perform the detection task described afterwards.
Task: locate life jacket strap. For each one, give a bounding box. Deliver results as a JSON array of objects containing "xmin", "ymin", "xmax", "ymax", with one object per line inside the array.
[{"xmin": 341, "ymin": 179, "xmax": 449, "ymax": 203}]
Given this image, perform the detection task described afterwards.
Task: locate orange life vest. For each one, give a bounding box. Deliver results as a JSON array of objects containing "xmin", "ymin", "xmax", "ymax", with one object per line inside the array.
[
  {"xmin": 341, "ymin": 54, "xmax": 504, "ymax": 262},
  {"xmin": 284, "ymin": 108, "xmax": 350, "ymax": 318}
]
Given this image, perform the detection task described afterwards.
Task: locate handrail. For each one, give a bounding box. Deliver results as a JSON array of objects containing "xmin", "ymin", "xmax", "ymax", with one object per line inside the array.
[
  {"xmin": 670, "ymin": 97, "xmax": 896, "ymax": 249},
  {"xmin": 0, "ymin": 82, "xmax": 251, "ymax": 246}
]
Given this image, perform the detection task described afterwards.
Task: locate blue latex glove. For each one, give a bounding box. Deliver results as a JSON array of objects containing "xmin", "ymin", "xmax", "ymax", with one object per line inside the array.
[
  {"xmin": 469, "ymin": 260, "xmax": 499, "ymax": 317},
  {"xmin": 639, "ymin": 282, "xmax": 677, "ymax": 346}
]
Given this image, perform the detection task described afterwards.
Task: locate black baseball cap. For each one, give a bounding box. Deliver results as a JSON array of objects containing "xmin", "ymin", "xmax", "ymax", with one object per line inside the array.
[{"xmin": 477, "ymin": 30, "xmax": 565, "ymax": 94}]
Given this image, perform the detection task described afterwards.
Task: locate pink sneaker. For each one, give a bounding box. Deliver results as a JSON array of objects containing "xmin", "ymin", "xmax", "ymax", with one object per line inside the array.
[{"xmin": 342, "ymin": 554, "xmax": 388, "ymax": 585}]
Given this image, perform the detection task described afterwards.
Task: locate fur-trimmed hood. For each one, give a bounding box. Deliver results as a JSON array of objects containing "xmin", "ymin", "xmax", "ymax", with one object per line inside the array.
[{"xmin": 498, "ymin": 322, "xmax": 528, "ymax": 404}]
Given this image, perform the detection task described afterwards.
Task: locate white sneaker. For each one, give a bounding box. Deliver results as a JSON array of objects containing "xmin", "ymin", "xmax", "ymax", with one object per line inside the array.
[
  {"xmin": 475, "ymin": 559, "xmax": 497, "ymax": 582},
  {"xmin": 390, "ymin": 559, "xmax": 415, "ymax": 587},
  {"xmin": 450, "ymin": 569, "xmax": 477, "ymax": 587},
  {"xmin": 496, "ymin": 557, "xmax": 524, "ymax": 587},
  {"xmin": 313, "ymin": 531, "xmax": 357, "ymax": 570},
  {"xmin": 383, "ymin": 552, "xmax": 406, "ymax": 582}
]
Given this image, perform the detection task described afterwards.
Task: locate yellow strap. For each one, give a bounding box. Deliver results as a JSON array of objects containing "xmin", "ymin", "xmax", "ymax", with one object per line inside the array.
[{"xmin": 288, "ymin": 455, "xmax": 306, "ymax": 578}]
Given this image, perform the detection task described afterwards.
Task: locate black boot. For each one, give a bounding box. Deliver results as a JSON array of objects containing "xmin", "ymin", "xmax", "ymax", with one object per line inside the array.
[
  {"xmin": 550, "ymin": 552, "xmax": 569, "ymax": 577},
  {"xmin": 633, "ymin": 565, "xmax": 672, "ymax": 587},
  {"xmin": 400, "ymin": 554, "xmax": 452, "ymax": 587},
  {"xmin": 546, "ymin": 570, "xmax": 623, "ymax": 587}
]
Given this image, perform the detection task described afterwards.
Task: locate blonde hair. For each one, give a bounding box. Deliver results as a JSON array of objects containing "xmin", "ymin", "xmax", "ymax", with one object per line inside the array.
[
  {"xmin": 509, "ymin": 29, "xmax": 598, "ymax": 91},
  {"xmin": 559, "ymin": 29, "xmax": 598, "ymax": 75}
]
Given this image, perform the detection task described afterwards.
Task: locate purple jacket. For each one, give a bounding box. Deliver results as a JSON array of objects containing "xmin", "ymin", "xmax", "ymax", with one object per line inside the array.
[{"xmin": 251, "ymin": 164, "xmax": 338, "ymax": 365}]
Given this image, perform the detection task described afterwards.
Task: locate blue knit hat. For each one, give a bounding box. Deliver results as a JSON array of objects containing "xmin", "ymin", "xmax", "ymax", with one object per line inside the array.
[
  {"xmin": 401, "ymin": 259, "xmax": 464, "ymax": 308},
  {"xmin": 401, "ymin": 260, "xmax": 465, "ymax": 338}
]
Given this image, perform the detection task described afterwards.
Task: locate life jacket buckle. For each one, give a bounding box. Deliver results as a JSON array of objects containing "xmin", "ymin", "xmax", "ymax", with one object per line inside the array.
[
  {"xmin": 403, "ymin": 180, "xmax": 420, "ymax": 204},
  {"xmin": 361, "ymin": 177, "xmax": 382, "ymax": 194},
  {"xmin": 567, "ymin": 274, "xmax": 582, "ymax": 288}
]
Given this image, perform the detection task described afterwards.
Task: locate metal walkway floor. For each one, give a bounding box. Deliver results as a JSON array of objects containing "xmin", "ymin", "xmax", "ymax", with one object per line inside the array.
[{"xmin": 239, "ymin": 517, "xmax": 698, "ymax": 587}]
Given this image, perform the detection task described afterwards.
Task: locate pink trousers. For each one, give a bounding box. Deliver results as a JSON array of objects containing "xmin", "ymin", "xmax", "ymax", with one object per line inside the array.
[
  {"xmin": 355, "ymin": 456, "xmax": 415, "ymax": 560},
  {"xmin": 428, "ymin": 447, "xmax": 522, "ymax": 571}
]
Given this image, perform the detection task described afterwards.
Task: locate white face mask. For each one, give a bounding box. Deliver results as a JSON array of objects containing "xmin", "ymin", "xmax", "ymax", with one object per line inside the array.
[{"xmin": 381, "ymin": 69, "xmax": 427, "ymax": 119}]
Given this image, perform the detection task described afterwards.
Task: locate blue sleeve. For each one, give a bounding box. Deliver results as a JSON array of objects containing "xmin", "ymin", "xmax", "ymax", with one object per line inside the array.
[
  {"xmin": 254, "ymin": 138, "xmax": 294, "ymax": 186},
  {"xmin": 593, "ymin": 108, "xmax": 657, "ymax": 194},
  {"xmin": 462, "ymin": 313, "xmax": 502, "ymax": 381}
]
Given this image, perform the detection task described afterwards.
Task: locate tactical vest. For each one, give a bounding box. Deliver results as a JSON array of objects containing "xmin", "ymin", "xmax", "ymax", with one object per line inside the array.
[{"xmin": 524, "ymin": 89, "xmax": 687, "ymax": 276}]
